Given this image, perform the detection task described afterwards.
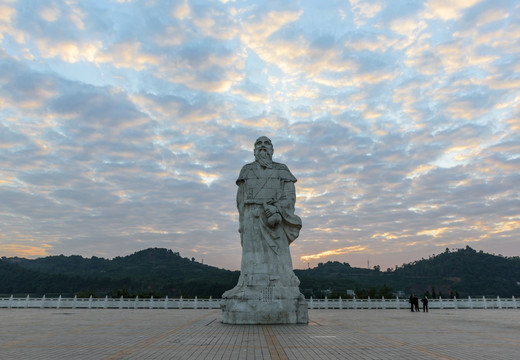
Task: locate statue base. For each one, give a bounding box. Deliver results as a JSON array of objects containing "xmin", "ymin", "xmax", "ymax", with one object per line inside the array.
[{"xmin": 221, "ymin": 285, "xmax": 308, "ymax": 324}]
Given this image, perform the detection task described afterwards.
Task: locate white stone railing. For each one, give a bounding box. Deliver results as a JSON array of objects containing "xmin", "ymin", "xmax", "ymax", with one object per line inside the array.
[
  {"xmin": 0, "ymin": 295, "xmax": 219, "ymax": 309},
  {"xmin": 306, "ymin": 296, "xmax": 518, "ymax": 310},
  {"xmin": 0, "ymin": 295, "xmax": 517, "ymax": 310}
]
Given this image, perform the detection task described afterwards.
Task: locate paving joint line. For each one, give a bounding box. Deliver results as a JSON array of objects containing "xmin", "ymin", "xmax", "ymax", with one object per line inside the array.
[
  {"xmin": 102, "ymin": 310, "xmax": 218, "ymax": 360},
  {"xmin": 262, "ymin": 325, "xmax": 289, "ymax": 360}
]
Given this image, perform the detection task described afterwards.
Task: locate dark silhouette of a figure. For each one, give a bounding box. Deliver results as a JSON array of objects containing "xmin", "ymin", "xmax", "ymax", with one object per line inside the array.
[
  {"xmin": 421, "ymin": 296, "xmax": 429, "ymax": 312},
  {"xmin": 413, "ymin": 295, "xmax": 420, "ymax": 312}
]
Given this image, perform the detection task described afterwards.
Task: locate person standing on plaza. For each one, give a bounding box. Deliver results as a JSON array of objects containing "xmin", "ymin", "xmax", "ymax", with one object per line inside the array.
[
  {"xmin": 413, "ymin": 294, "xmax": 420, "ymax": 312},
  {"xmin": 421, "ymin": 295, "xmax": 429, "ymax": 312}
]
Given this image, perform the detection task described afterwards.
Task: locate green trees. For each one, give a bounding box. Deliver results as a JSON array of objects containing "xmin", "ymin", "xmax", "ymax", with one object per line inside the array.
[
  {"xmin": 391, "ymin": 246, "xmax": 520, "ymax": 297},
  {"xmin": 1, "ymin": 248, "xmax": 239, "ymax": 298},
  {"xmin": 1, "ymin": 246, "xmax": 519, "ymax": 298}
]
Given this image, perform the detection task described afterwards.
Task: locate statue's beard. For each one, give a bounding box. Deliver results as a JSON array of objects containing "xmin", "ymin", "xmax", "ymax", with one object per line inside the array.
[{"xmin": 255, "ymin": 149, "xmax": 273, "ymax": 168}]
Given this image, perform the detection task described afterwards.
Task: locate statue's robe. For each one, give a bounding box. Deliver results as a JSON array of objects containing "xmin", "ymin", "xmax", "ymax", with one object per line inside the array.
[
  {"xmin": 234, "ymin": 161, "xmax": 302, "ymax": 288},
  {"xmin": 221, "ymin": 160, "xmax": 308, "ymax": 324}
]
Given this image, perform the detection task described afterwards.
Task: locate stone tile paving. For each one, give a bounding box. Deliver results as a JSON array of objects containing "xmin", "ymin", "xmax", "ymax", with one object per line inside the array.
[{"xmin": 1, "ymin": 308, "xmax": 519, "ymax": 359}]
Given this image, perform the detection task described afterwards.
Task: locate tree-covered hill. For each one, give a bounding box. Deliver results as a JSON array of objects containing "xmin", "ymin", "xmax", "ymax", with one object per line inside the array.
[
  {"xmin": 295, "ymin": 246, "xmax": 520, "ymax": 298},
  {"xmin": 2, "ymin": 246, "xmax": 519, "ymax": 298},
  {"xmin": 0, "ymin": 259, "xmax": 123, "ymax": 296},
  {"xmin": 391, "ymin": 246, "xmax": 520, "ymax": 297},
  {"xmin": 2, "ymin": 248, "xmax": 239, "ymax": 298},
  {"xmin": 294, "ymin": 261, "xmax": 393, "ymax": 298}
]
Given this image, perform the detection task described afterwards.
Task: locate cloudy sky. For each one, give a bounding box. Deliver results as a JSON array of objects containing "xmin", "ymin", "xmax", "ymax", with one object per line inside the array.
[{"xmin": 1, "ymin": 0, "xmax": 519, "ymax": 271}]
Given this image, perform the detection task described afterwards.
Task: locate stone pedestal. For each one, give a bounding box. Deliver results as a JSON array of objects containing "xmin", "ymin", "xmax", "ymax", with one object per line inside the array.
[{"xmin": 221, "ymin": 284, "xmax": 308, "ymax": 324}]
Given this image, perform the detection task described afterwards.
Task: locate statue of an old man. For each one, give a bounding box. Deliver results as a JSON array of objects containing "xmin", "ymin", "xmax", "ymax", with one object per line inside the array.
[{"xmin": 221, "ymin": 136, "xmax": 308, "ymax": 324}]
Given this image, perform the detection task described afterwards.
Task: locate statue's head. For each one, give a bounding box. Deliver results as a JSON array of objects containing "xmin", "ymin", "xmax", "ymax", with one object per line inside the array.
[{"xmin": 254, "ymin": 136, "xmax": 274, "ymax": 167}]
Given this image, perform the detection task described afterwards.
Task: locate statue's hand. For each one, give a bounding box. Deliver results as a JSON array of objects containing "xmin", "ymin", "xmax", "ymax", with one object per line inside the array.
[{"xmin": 264, "ymin": 204, "xmax": 278, "ymax": 217}]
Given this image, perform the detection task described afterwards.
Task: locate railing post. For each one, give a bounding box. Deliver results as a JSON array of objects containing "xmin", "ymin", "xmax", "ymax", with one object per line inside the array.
[
  {"xmin": 454, "ymin": 297, "xmax": 458, "ymax": 309},
  {"xmin": 382, "ymin": 296, "xmax": 386, "ymax": 310},
  {"xmin": 468, "ymin": 296, "xmax": 472, "ymax": 309},
  {"xmin": 149, "ymin": 296, "xmax": 154, "ymax": 309},
  {"xmin": 396, "ymin": 296, "xmax": 400, "ymax": 310},
  {"xmin": 179, "ymin": 296, "xmax": 183, "ymax": 309},
  {"xmin": 57, "ymin": 295, "xmax": 62, "ymax": 309},
  {"xmin": 194, "ymin": 296, "xmax": 198, "ymax": 309},
  {"xmin": 73, "ymin": 295, "xmax": 77, "ymax": 309},
  {"xmin": 164, "ymin": 296, "xmax": 169, "ymax": 309},
  {"xmin": 25, "ymin": 295, "xmax": 30, "ymax": 308},
  {"xmin": 483, "ymin": 296, "xmax": 487, "ymax": 309},
  {"xmin": 40, "ymin": 295, "xmax": 46, "ymax": 309},
  {"xmin": 309, "ymin": 297, "xmax": 313, "ymax": 310},
  {"xmin": 8, "ymin": 295, "xmax": 13, "ymax": 309},
  {"xmin": 439, "ymin": 296, "xmax": 443, "ymax": 309},
  {"xmin": 339, "ymin": 296, "xmax": 342, "ymax": 310},
  {"xmin": 209, "ymin": 296, "xmax": 213, "ymax": 309},
  {"xmin": 134, "ymin": 296, "xmax": 138, "ymax": 309},
  {"xmin": 513, "ymin": 296, "xmax": 517, "ymax": 309},
  {"xmin": 325, "ymin": 296, "xmax": 328, "ymax": 309},
  {"xmin": 497, "ymin": 296, "xmax": 502, "ymax": 309},
  {"xmin": 354, "ymin": 296, "xmax": 357, "ymax": 309},
  {"xmin": 368, "ymin": 296, "xmax": 371, "ymax": 309}
]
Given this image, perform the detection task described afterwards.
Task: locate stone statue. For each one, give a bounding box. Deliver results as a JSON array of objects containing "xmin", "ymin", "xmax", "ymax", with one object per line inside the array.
[{"xmin": 221, "ymin": 136, "xmax": 308, "ymax": 324}]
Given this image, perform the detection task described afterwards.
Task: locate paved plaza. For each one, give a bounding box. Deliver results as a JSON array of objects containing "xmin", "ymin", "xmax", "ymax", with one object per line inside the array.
[{"xmin": 1, "ymin": 308, "xmax": 519, "ymax": 359}]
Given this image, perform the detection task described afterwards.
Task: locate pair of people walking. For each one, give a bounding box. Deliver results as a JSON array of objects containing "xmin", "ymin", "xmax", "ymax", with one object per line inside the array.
[{"xmin": 409, "ymin": 294, "xmax": 428, "ymax": 312}]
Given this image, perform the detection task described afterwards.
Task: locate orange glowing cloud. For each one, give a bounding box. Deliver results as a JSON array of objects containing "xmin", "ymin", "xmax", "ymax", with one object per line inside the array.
[
  {"xmin": 300, "ymin": 245, "xmax": 367, "ymax": 261},
  {"xmin": 417, "ymin": 227, "xmax": 451, "ymax": 238},
  {"xmin": 0, "ymin": 243, "xmax": 51, "ymax": 258}
]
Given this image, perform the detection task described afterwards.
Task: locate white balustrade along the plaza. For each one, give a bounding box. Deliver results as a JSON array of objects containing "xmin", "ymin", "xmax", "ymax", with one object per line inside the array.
[{"xmin": 0, "ymin": 295, "xmax": 518, "ymax": 310}]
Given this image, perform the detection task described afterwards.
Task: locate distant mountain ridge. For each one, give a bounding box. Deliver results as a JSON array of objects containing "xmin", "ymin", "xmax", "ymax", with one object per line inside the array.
[
  {"xmin": 2, "ymin": 246, "xmax": 519, "ymax": 298},
  {"xmin": 1, "ymin": 248, "xmax": 239, "ymax": 298}
]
